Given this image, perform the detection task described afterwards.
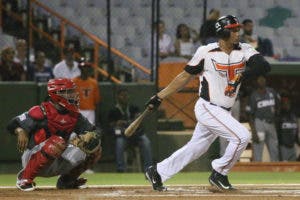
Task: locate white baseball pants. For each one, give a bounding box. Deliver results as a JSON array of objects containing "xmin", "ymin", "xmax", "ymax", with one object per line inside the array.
[{"xmin": 157, "ymin": 98, "xmax": 250, "ymax": 182}]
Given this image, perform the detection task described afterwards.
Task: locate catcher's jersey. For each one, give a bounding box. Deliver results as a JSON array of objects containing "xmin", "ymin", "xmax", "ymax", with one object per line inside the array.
[{"xmin": 187, "ymin": 42, "xmax": 258, "ymax": 108}]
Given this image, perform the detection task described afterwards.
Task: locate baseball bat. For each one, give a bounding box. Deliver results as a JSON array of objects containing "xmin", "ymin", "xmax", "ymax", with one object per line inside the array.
[{"xmin": 124, "ymin": 107, "xmax": 152, "ymax": 137}]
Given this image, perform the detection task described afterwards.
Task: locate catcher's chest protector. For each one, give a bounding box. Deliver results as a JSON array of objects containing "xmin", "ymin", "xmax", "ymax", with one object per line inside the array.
[{"xmin": 41, "ymin": 102, "xmax": 78, "ymax": 139}]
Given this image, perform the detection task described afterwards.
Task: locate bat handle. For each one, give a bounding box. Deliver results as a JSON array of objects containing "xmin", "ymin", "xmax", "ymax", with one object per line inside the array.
[{"xmin": 124, "ymin": 108, "xmax": 151, "ymax": 137}]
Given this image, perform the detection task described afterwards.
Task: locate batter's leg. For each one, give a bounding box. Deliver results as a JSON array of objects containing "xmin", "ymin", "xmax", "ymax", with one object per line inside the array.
[
  {"xmin": 207, "ymin": 114, "xmax": 250, "ymax": 175},
  {"xmin": 198, "ymin": 102, "xmax": 250, "ymax": 175},
  {"xmin": 157, "ymin": 122, "xmax": 217, "ymax": 182}
]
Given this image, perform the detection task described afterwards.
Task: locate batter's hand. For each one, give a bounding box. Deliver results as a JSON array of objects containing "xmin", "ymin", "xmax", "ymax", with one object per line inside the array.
[
  {"xmin": 15, "ymin": 128, "xmax": 29, "ymax": 153},
  {"xmin": 224, "ymin": 85, "xmax": 237, "ymax": 97},
  {"xmin": 224, "ymin": 74, "xmax": 242, "ymax": 97},
  {"xmin": 145, "ymin": 95, "xmax": 162, "ymax": 110}
]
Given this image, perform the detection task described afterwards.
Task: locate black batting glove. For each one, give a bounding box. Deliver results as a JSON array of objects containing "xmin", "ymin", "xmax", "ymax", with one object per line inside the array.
[
  {"xmin": 145, "ymin": 95, "xmax": 162, "ymax": 110},
  {"xmin": 224, "ymin": 74, "xmax": 242, "ymax": 97}
]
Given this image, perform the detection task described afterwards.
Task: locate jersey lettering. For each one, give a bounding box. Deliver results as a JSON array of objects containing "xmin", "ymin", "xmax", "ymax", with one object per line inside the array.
[
  {"xmin": 212, "ymin": 59, "xmax": 245, "ymax": 81},
  {"xmin": 257, "ymin": 99, "xmax": 275, "ymax": 108},
  {"xmin": 82, "ymin": 88, "xmax": 92, "ymax": 98},
  {"xmin": 281, "ymin": 122, "xmax": 298, "ymax": 129}
]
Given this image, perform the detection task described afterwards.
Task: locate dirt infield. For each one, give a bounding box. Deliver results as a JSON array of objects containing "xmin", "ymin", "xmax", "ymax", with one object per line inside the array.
[{"xmin": 1, "ymin": 184, "xmax": 300, "ymax": 200}]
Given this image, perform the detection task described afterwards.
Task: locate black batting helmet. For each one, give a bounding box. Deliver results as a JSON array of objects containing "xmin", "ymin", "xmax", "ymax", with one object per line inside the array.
[{"xmin": 215, "ymin": 15, "xmax": 241, "ymax": 39}]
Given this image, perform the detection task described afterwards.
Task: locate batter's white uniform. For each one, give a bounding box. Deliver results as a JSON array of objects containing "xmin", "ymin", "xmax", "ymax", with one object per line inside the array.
[{"xmin": 157, "ymin": 42, "xmax": 258, "ymax": 182}]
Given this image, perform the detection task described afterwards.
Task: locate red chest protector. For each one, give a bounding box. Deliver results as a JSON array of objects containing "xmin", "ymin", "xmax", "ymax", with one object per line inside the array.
[
  {"xmin": 42, "ymin": 102, "xmax": 79, "ymax": 136},
  {"xmin": 29, "ymin": 102, "xmax": 79, "ymax": 144}
]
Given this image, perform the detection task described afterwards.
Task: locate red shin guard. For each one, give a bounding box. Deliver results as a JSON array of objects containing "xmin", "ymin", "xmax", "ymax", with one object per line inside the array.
[{"xmin": 21, "ymin": 135, "xmax": 66, "ymax": 181}]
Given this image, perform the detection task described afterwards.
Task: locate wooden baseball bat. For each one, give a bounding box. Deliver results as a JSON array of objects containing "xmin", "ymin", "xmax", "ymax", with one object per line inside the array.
[{"xmin": 124, "ymin": 107, "xmax": 152, "ymax": 137}]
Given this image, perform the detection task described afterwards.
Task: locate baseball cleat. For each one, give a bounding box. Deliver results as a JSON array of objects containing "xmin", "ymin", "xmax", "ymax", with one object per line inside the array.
[
  {"xmin": 16, "ymin": 179, "xmax": 36, "ymax": 191},
  {"xmin": 16, "ymin": 170, "xmax": 36, "ymax": 191},
  {"xmin": 56, "ymin": 176, "xmax": 87, "ymax": 189},
  {"xmin": 209, "ymin": 169, "xmax": 235, "ymax": 191},
  {"xmin": 145, "ymin": 165, "xmax": 167, "ymax": 192}
]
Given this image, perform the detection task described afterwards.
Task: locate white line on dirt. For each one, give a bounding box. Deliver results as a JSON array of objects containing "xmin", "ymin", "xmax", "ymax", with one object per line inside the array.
[{"xmin": 1, "ymin": 183, "xmax": 300, "ymax": 189}]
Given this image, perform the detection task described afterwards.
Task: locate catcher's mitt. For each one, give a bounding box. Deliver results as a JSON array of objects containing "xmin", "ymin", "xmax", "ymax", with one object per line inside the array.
[{"xmin": 70, "ymin": 131, "xmax": 101, "ymax": 154}]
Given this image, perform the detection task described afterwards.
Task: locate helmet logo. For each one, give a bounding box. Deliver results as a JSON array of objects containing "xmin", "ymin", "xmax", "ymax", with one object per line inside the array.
[{"xmin": 215, "ymin": 22, "xmax": 221, "ymax": 31}]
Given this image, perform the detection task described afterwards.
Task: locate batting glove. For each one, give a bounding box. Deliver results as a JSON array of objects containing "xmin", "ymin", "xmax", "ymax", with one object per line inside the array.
[
  {"xmin": 145, "ymin": 95, "xmax": 162, "ymax": 110},
  {"xmin": 224, "ymin": 74, "xmax": 242, "ymax": 97}
]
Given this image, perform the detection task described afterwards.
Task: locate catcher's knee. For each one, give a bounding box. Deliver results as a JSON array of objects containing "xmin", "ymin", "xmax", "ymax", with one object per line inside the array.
[{"xmin": 42, "ymin": 135, "xmax": 66, "ymax": 159}]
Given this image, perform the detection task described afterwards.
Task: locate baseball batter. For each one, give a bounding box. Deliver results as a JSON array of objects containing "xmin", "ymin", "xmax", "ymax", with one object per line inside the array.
[
  {"xmin": 7, "ymin": 78, "xmax": 102, "ymax": 191},
  {"xmin": 145, "ymin": 15, "xmax": 271, "ymax": 191}
]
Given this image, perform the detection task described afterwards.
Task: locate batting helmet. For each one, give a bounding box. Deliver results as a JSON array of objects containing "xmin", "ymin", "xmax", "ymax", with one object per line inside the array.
[
  {"xmin": 47, "ymin": 78, "xmax": 79, "ymax": 113},
  {"xmin": 215, "ymin": 15, "xmax": 241, "ymax": 39}
]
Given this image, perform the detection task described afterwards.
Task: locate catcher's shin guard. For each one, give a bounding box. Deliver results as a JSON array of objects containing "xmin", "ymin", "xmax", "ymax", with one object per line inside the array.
[
  {"xmin": 57, "ymin": 147, "xmax": 102, "ymax": 189},
  {"xmin": 21, "ymin": 135, "xmax": 66, "ymax": 181}
]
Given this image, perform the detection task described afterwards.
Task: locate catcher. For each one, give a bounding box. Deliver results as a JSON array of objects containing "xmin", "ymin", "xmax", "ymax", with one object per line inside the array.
[{"xmin": 7, "ymin": 78, "xmax": 102, "ymax": 191}]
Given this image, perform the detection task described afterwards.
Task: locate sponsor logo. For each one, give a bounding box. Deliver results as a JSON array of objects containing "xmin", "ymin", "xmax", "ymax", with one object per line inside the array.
[
  {"xmin": 212, "ymin": 59, "xmax": 245, "ymax": 81},
  {"xmin": 218, "ymin": 181, "xmax": 230, "ymax": 189}
]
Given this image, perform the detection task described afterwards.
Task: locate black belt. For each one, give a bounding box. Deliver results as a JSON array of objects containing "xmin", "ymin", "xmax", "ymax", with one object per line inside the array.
[{"xmin": 210, "ymin": 103, "xmax": 231, "ymax": 111}]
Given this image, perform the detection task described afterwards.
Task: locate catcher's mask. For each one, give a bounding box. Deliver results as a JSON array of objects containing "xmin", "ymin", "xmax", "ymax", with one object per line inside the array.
[
  {"xmin": 215, "ymin": 15, "xmax": 241, "ymax": 39},
  {"xmin": 47, "ymin": 78, "xmax": 79, "ymax": 113}
]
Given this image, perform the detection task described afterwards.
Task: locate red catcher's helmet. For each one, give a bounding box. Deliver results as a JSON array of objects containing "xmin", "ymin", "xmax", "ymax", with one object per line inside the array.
[{"xmin": 47, "ymin": 78, "xmax": 79, "ymax": 113}]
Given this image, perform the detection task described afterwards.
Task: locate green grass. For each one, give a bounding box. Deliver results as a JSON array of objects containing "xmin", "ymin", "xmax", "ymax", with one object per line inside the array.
[{"xmin": 1, "ymin": 172, "xmax": 300, "ymax": 186}]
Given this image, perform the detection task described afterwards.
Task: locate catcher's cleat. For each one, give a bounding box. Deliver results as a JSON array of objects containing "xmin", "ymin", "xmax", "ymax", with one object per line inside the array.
[
  {"xmin": 56, "ymin": 176, "xmax": 87, "ymax": 189},
  {"xmin": 16, "ymin": 170, "xmax": 36, "ymax": 191},
  {"xmin": 145, "ymin": 165, "xmax": 167, "ymax": 192},
  {"xmin": 209, "ymin": 169, "xmax": 235, "ymax": 191}
]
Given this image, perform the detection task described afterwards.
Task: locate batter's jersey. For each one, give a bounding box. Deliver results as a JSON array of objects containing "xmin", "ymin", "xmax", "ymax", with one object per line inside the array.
[
  {"xmin": 187, "ymin": 42, "xmax": 258, "ymax": 108},
  {"xmin": 73, "ymin": 77, "xmax": 100, "ymax": 110}
]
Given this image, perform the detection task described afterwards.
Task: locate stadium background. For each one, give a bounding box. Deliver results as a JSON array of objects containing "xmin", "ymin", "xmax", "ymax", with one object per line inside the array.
[{"xmin": 0, "ymin": 0, "xmax": 300, "ymax": 174}]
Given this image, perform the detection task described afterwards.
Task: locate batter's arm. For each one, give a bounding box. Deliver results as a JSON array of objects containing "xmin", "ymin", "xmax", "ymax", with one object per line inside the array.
[
  {"xmin": 157, "ymin": 71, "xmax": 195, "ymax": 99},
  {"xmin": 243, "ymin": 54, "xmax": 271, "ymax": 80}
]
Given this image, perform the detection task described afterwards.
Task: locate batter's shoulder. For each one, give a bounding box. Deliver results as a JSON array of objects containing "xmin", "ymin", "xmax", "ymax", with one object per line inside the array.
[
  {"xmin": 239, "ymin": 42, "xmax": 255, "ymax": 50},
  {"xmin": 204, "ymin": 42, "xmax": 219, "ymax": 51},
  {"xmin": 193, "ymin": 42, "xmax": 218, "ymax": 55}
]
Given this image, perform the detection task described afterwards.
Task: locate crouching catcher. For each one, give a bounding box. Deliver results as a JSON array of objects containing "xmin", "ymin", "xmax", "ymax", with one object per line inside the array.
[{"xmin": 7, "ymin": 78, "xmax": 102, "ymax": 191}]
